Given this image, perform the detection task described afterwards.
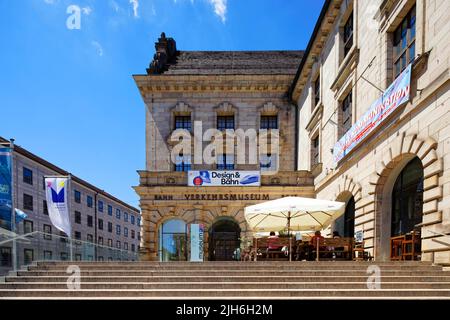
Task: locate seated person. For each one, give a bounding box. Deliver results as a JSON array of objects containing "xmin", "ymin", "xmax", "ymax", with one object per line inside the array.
[
  {"xmin": 266, "ymin": 231, "xmax": 282, "ymax": 256},
  {"xmin": 309, "ymin": 231, "xmax": 326, "ymax": 258}
]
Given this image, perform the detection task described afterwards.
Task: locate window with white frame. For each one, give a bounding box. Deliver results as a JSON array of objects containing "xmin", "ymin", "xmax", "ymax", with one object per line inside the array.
[
  {"xmin": 175, "ymin": 153, "xmax": 191, "ymax": 172},
  {"xmin": 260, "ymin": 153, "xmax": 278, "ymax": 172},
  {"xmin": 217, "ymin": 154, "xmax": 234, "ymax": 170}
]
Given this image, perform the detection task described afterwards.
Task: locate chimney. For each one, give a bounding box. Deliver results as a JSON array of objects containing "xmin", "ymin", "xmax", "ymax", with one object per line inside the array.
[{"xmin": 147, "ymin": 32, "xmax": 177, "ymax": 74}]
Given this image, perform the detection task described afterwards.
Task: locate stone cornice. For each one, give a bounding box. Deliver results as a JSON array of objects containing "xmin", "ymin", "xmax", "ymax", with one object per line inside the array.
[{"xmin": 133, "ymin": 74, "xmax": 294, "ymax": 94}]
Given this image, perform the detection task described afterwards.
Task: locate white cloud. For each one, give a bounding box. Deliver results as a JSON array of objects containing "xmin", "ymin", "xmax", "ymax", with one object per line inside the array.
[
  {"xmin": 208, "ymin": 0, "xmax": 227, "ymax": 23},
  {"xmin": 151, "ymin": 4, "xmax": 156, "ymax": 16},
  {"xmin": 129, "ymin": 0, "xmax": 139, "ymax": 18},
  {"xmin": 110, "ymin": 0, "xmax": 120, "ymax": 12},
  {"xmin": 91, "ymin": 41, "xmax": 104, "ymax": 57},
  {"xmin": 82, "ymin": 6, "xmax": 92, "ymax": 15},
  {"xmin": 43, "ymin": 0, "xmax": 57, "ymax": 4}
]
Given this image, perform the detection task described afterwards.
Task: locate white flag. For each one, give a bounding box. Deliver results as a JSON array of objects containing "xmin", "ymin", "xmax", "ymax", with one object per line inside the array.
[{"xmin": 45, "ymin": 177, "xmax": 71, "ymax": 237}]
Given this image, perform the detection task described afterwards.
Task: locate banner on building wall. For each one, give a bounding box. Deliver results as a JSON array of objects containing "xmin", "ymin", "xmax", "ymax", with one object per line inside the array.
[
  {"xmin": 45, "ymin": 177, "xmax": 72, "ymax": 237},
  {"xmin": 189, "ymin": 224, "xmax": 204, "ymax": 262},
  {"xmin": 0, "ymin": 148, "xmax": 13, "ymax": 231},
  {"xmin": 188, "ymin": 170, "xmax": 261, "ymax": 187},
  {"xmin": 333, "ymin": 64, "xmax": 412, "ymax": 164}
]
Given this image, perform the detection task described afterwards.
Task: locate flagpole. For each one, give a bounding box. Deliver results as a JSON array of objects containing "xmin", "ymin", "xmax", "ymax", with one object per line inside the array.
[
  {"xmin": 10, "ymin": 139, "xmax": 17, "ymax": 271},
  {"xmin": 68, "ymin": 174, "xmax": 73, "ymax": 261}
]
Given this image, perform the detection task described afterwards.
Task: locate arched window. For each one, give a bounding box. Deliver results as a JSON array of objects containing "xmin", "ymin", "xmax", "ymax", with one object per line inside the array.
[
  {"xmin": 391, "ymin": 157, "xmax": 423, "ymax": 236},
  {"xmin": 158, "ymin": 219, "xmax": 187, "ymax": 262},
  {"xmin": 333, "ymin": 196, "xmax": 355, "ymax": 238}
]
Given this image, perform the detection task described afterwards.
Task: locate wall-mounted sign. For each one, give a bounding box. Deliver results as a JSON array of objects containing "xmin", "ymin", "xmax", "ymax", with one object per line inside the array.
[
  {"xmin": 334, "ymin": 64, "xmax": 412, "ymax": 163},
  {"xmin": 0, "ymin": 148, "xmax": 12, "ymax": 231},
  {"xmin": 355, "ymin": 230, "xmax": 364, "ymax": 243},
  {"xmin": 189, "ymin": 224, "xmax": 204, "ymax": 262},
  {"xmin": 188, "ymin": 170, "xmax": 261, "ymax": 187}
]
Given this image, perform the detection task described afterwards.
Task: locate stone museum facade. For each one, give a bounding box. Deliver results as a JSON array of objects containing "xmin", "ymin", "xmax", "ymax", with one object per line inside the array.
[
  {"xmin": 134, "ymin": 0, "xmax": 450, "ymax": 264},
  {"xmin": 133, "ymin": 35, "xmax": 315, "ymax": 261},
  {"xmin": 291, "ymin": 0, "xmax": 449, "ymax": 263}
]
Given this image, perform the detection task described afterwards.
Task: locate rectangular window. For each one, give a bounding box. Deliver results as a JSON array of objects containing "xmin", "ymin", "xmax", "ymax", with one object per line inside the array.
[
  {"xmin": 343, "ymin": 12, "xmax": 354, "ymax": 57},
  {"xmin": 116, "ymin": 241, "xmax": 121, "ymax": 249},
  {"xmin": 260, "ymin": 153, "xmax": 278, "ymax": 172},
  {"xmin": 314, "ymin": 75, "xmax": 320, "ymax": 107},
  {"xmin": 116, "ymin": 209, "xmax": 121, "ymax": 219},
  {"xmin": 60, "ymin": 231, "xmax": 68, "ymax": 243},
  {"xmin": 24, "ymin": 220, "xmax": 33, "ymax": 234},
  {"xmin": 175, "ymin": 154, "xmax": 191, "ymax": 172},
  {"xmin": 43, "ymin": 224, "xmax": 52, "ymax": 240},
  {"xmin": 24, "ymin": 249, "xmax": 34, "ymax": 265},
  {"xmin": 87, "ymin": 215, "xmax": 93, "ymax": 227},
  {"xmin": 74, "ymin": 231, "xmax": 81, "ymax": 240},
  {"xmin": 108, "ymin": 239, "xmax": 113, "ymax": 247},
  {"xmin": 75, "ymin": 211, "xmax": 81, "ymax": 224},
  {"xmin": 393, "ymin": 5, "xmax": 416, "ymax": 78},
  {"xmin": 87, "ymin": 234, "xmax": 93, "ymax": 243},
  {"xmin": 174, "ymin": 115, "xmax": 192, "ymax": 131},
  {"xmin": 260, "ymin": 115, "xmax": 278, "ymax": 129},
  {"xmin": 130, "ymin": 215, "xmax": 135, "ymax": 225},
  {"xmin": 131, "ymin": 244, "xmax": 136, "ymax": 252},
  {"xmin": 138, "ymin": 232, "xmax": 141, "ymax": 241},
  {"xmin": 23, "ymin": 193, "xmax": 33, "ymax": 211},
  {"xmin": 124, "ymin": 212, "xmax": 128, "ymax": 222},
  {"xmin": 43, "ymin": 200, "xmax": 48, "ymax": 215},
  {"xmin": 217, "ymin": 115, "xmax": 235, "ymax": 130},
  {"xmin": 98, "ymin": 256, "xmax": 104, "ymax": 261},
  {"xmin": 75, "ymin": 254, "xmax": 81, "ymax": 261},
  {"xmin": 43, "ymin": 251, "xmax": 52, "ymax": 261},
  {"xmin": 0, "ymin": 247, "xmax": 12, "ymax": 267},
  {"xmin": 87, "ymin": 196, "xmax": 93, "ymax": 208},
  {"xmin": 311, "ymin": 135, "xmax": 320, "ymax": 167},
  {"xmin": 131, "ymin": 230, "xmax": 135, "ymax": 239},
  {"xmin": 217, "ymin": 154, "xmax": 234, "ymax": 170},
  {"xmin": 98, "ymin": 237, "xmax": 104, "ymax": 246},
  {"xmin": 341, "ymin": 91, "xmax": 353, "ymax": 136},
  {"xmin": 124, "ymin": 242, "xmax": 128, "ymax": 250},
  {"xmin": 108, "ymin": 222, "xmax": 113, "ymax": 233},
  {"xmin": 23, "ymin": 167, "xmax": 33, "ymax": 185},
  {"xmin": 116, "ymin": 225, "xmax": 121, "ymax": 236},
  {"xmin": 74, "ymin": 190, "xmax": 81, "ymax": 203},
  {"xmin": 108, "ymin": 205, "xmax": 113, "ymax": 216},
  {"xmin": 60, "ymin": 252, "xmax": 68, "ymax": 261},
  {"xmin": 124, "ymin": 227, "xmax": 128, "ymax": 237},
  {"xmin": 137, "ymin": 218, "xmax": 141, "ymax": 227},
  {"xmin": 98, "ymin": 200, "xmax": 104, "ymax": 212},
  {"xmin": 98, "ymin": 219, "xmax": 103, "ymax": 230}
]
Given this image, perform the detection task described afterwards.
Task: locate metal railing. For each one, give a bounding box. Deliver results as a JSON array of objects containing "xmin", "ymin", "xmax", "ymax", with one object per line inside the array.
[{"xmin": 0, "ymin": 231, "xmax": 139, "ymax": 276}]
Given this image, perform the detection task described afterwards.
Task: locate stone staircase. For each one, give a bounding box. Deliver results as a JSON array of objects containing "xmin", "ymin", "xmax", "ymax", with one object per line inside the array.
[{"xmin": 1, "ymin": 261, "xmax": 450, "ymax": 299}]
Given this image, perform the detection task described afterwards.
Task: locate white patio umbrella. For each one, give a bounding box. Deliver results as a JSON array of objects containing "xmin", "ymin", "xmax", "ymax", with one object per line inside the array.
[{"xmin": 244, "ymin": 196, "xmax": 345, "ymax": 261}]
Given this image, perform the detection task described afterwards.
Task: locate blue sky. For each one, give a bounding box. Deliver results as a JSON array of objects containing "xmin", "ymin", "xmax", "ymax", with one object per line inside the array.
[{"xmin": 0, "ymin": 0, "xmax": 324, "ymax": 208}]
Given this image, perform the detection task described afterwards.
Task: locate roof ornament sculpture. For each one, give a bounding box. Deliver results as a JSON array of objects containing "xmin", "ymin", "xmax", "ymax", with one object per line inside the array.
[{"xmin": 147, "ymin": 32, "xmax": 177, "ymax": 75}]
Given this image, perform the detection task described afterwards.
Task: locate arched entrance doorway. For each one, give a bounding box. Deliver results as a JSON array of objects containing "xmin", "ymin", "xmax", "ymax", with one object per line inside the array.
[
  {"xmin": 158, "ymin": 219, "xmax": 187, "ymax": 262},
  {"xmin": 391, "ymin": 157, "xmax": 423, "ymax": 256},
  {"xmin": 334, "ymin": 194, "xmax": 355, "ymax": 238},
  {"xmin": 209, "ymin": 218, "xmax": 241, "ymax": 261}
]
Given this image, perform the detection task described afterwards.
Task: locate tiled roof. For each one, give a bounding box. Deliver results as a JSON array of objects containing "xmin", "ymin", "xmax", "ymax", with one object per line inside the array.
[{"xmin": 155, "ymin": 50, "xmax": 304, "ymax": 76}]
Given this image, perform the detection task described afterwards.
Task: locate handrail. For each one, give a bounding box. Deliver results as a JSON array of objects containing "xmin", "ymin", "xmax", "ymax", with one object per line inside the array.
[{"xmin": 0, "ymin": 231, "xmax": 136, "ymax": 255}]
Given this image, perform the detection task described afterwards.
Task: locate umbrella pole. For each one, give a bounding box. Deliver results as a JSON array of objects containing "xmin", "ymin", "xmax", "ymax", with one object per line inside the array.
[
  {"xmin": 255, "ymin": 237, "xmax": 257, "ymax": 262},
  {"xmin": 288, "ymin": 211, "xmax": 292, "ymax": 262}
]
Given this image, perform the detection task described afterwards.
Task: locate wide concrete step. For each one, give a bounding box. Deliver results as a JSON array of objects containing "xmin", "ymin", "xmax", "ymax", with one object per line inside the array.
[
  {"xmin": 7, "ymin": 275, "xmax": 450, "ymax": 283},
  {"xmin": 15, "ymin": 270, "xmax": 448, "ymax": 277},
  {"xmin": 35, "ymin": 261, "xmax": 431, "ymax": 267},
  {"xmin": 27, "ymin": 265, "xmax": 441, "ymax": 272},
  {"xmin": 1, "ymin": 288, "xmax": 450, "ymax": 298},
  {"xmin": 3, "ymin": 282, "xmax": 450, "ymax": 290}
]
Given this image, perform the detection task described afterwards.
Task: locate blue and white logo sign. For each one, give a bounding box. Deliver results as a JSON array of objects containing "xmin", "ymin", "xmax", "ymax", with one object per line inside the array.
[{"xmin": 188, "ymin": 171, "xmax": 261, "ymax": 187}]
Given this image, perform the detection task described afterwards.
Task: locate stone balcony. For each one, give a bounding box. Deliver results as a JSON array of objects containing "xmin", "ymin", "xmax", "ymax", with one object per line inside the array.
[{"xmin": 137, "ymin": 170, "xmax": 314, "ymax": 187}]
